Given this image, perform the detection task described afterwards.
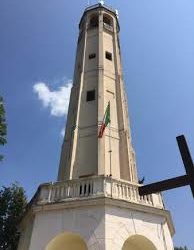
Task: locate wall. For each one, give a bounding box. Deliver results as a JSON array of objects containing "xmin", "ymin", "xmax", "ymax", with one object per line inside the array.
[{"xmin": 23, "ymin": 201, "xmax": 173, "ymax": 250}]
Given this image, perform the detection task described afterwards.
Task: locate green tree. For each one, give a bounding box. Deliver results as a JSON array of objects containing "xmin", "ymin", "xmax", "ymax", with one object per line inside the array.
[
  {"xmin": 0, "ymin": 183, "xmax": 27, "ymax": 250},
  {"xmin": 175, "ymin": 247, "xmax": 189, "ymax": 250},
  {"xmin": 0, "ymin": 96, "xmax": 7, "ymax": 161}
]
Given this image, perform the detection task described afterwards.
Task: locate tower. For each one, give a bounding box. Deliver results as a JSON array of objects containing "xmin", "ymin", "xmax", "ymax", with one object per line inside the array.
[
  {"xmin": 57, "ymin": 2, "xmax": 137, "ymax": 183},
  {"xmin": 18, "ymin": 3, "xmax": 175, "ymax": 250}
]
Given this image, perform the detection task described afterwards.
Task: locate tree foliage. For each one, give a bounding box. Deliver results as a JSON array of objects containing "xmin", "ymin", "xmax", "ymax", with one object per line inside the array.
[
  {"xmin": 0, "ymin": 183, "xmax": 27, "ymax": 250},
  {"xmin": 175, "ymin": 247, "xmax": 189, "ymax": 250},
  {"xmin": 0, "ymin": 96, "xmax": 7, "ymax": 161}
]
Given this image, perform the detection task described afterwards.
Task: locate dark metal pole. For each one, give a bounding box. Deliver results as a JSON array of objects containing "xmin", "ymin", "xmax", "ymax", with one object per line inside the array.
[{"xmin": 176, "ymin": 135, "xmax": 194, "ymax": 198}]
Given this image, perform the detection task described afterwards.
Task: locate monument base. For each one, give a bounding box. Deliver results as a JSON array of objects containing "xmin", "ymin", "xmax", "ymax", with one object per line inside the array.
[{"xmin": 18, "ymin": 177, "xmax": 174, "ymax": 250}]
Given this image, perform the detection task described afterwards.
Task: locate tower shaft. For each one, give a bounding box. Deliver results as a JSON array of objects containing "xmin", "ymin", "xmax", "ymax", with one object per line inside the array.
[{"xmin": 58, "ymin": 5, "xmax": 137, "ymax": 182}]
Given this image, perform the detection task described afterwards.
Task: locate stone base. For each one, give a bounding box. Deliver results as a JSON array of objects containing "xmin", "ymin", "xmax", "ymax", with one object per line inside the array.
[{"xmin": 18, "ymin": 197, "xmax": 174, "ymax": 250}]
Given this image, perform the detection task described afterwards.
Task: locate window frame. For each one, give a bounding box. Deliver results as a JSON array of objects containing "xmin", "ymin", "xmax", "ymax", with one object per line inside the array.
[
  {"xmin": 86, "ymin": 90, "xmax": 95, "ymax": 102},
  {"xmin": 89, "ymin": 53, "xmax": 96, "ymax": 60},
  {"xmin": 105, "ymin": 51, "xmax": 112, "ymax": 61}
]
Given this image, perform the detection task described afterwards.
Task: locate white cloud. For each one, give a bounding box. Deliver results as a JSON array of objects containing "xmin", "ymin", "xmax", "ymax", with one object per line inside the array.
[
  {"xmin": 33, "ymin": 80, "xmax": 72, "ymax": 117},
  {"xmin": 60, "ymin": 127, "xmax": 65, "ymax": 137}
]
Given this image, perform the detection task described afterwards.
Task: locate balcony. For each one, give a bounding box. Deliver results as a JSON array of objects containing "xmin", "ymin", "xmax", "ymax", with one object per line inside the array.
[{"xmin": 36, "ymin": 176, "xmax": 164, "ymax": 209}]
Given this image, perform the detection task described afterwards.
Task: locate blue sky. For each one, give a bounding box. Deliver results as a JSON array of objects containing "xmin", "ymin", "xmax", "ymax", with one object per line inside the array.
[{"xmin": 0, "ymin": 0, "xmax": 194, "ymax": 248}]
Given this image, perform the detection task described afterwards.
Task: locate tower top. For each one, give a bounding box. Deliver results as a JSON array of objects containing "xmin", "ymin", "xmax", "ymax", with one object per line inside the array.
[
  {"xmin": 80, "ymin": 2, "xmax": 119, "ymax": 30},
  {"xmin": 84, "ymin": 2, "xmax": 118, "ymax": 15}
]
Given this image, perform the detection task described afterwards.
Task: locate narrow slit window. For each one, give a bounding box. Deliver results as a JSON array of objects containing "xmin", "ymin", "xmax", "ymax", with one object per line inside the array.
[
  {"xmin": 86, "ymin": 90, "xmax": 95, "ymax": 102},
  {"xmin": 105, "ymin": 51, "xmax": 112, "ymax": 61},
  {"xmin": 89, "ymin": 53, "xmax": 96, "ymax": 59}
]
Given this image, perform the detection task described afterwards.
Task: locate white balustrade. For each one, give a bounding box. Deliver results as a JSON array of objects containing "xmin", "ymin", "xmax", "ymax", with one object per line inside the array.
[{"xmin": 37, "ymin": 176, "xmax": 164, "ymax": 209}]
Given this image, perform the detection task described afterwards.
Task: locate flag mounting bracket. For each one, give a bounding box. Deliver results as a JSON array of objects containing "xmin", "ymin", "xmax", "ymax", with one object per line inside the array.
[{"xmin": 139, "ymin": 135, "xmax": 194, "ymax": 199}]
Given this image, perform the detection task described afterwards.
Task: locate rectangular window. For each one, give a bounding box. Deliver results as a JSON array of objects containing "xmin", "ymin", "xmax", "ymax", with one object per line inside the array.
[
  {"xmin": 86, "ymin": 90, "xmax": 95, "ymax": 102},
  {"xmin": 89, "ymin": 53, "xmax": 96, "ymax": 59},
  {"xmin": 105, "ymin": 51, "xmax": 112, "ymax": 61}
]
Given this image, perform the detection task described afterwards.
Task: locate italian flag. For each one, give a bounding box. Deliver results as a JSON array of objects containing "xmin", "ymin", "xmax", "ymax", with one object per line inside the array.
[{"xmin": 98, "ymin": 102, "xmax": 110, "ymax": 138}]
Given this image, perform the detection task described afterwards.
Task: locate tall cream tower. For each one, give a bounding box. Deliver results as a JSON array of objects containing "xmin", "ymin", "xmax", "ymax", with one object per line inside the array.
[
  {"xmin": 57, "ymin": 2, "xmax": 137, "ymax": 183},
  {"xmin": 18, "ymin": 3, "xmax": 175, "ymax": 250}
]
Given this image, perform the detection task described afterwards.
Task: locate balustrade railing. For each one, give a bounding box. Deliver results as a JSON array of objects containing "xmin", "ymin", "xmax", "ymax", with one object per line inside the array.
[
  {"xmin": 37, "ymin": 176, "xmax": 164, "ymax": 209},
  {"xmin": 103, "ymin": 23, "xmax": 113, "ymax": 32}
]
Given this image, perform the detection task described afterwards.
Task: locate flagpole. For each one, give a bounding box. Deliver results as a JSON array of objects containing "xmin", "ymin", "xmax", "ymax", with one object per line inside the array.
[
  {"xmin": 108, "ymin": 102, "xmax": 112, "ymax": 177},
  {"xmin": 108, "ymin": 102, "xmax": 113, "ymax": 198}
]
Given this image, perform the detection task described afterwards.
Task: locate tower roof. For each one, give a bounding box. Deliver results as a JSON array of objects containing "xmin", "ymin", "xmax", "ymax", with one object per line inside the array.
[
  {"xmin": 85, "ymin": 2, "xmax": 118, "ymax": 16},
  {"xmin": 79, "ymin": 2, "xmax": 119, "ymax": 30}
]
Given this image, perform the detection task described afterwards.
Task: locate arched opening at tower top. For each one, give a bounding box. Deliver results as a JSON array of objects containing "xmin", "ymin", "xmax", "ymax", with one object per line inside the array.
[
  {"xmin": 103, "ymin": 14, "xmax": 113, "ymax": 27},
  {"xmin": 122, "ymin": 235, "xmax": 157, "ymax": 250},
  {"xmin": 89, "ymin": 14, "xmax": 99, "ymax": 28},
  {"xmin": 45, "ymin": 232, "xmax": 88, "ymax": 250}
]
